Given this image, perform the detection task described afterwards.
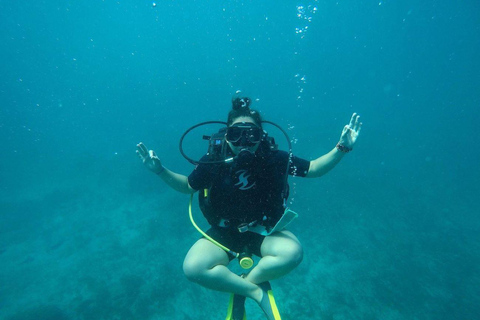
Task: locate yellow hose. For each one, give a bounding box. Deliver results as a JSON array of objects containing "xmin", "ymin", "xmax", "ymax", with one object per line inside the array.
[{"xmin": 188, "ymin": 193, "xmax": 238, "ymax": 258}]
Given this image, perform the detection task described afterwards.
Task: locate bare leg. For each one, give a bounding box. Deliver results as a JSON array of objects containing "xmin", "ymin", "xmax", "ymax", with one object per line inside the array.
[
  {"xmin": 245, "ymin": 230, "xmax": 303, "ymax": 286},
  {"xmin": 183, "ymin": 230, "xmax": 303, "ymax": 303},
  {"xmin": 183, "ymin": 238, "xmax": 260, "ymax": 300}
]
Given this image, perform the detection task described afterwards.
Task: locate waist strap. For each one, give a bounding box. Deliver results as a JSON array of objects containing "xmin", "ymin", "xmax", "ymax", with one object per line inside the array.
[
  {"xmin": 218, "ymin": 208, "xmax": 298, "ymax": 236},
  {"xmin": 218, "ymin": 218, "xmax": 260, "ymax": 233}
]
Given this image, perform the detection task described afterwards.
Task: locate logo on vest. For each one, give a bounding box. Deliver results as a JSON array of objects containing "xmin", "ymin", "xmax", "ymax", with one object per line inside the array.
[{"xmin": 234, "ymin": 170, "xmax": 256, "ymax": 190}]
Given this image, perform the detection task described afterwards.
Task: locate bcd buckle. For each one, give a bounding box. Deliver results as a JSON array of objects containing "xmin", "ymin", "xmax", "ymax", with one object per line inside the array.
[{"xmin": 237, "ymin": 220, "xmax": 258, "ymax": 233}]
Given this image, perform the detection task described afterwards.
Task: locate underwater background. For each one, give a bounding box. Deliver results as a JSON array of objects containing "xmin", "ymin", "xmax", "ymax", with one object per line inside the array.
[{"xmin": 1, "ymin": 1, "xmax": 479, "ymax": 319}]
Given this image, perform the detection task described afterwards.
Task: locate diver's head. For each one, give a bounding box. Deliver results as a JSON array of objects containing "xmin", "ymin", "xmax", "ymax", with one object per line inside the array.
[
  {"xmin": 226, "ymin": 96, "xmax": 264, "ymax": 156},
  {"xmin": 226, "ymin": 118, "xmax": 263, "ymax": 155}
]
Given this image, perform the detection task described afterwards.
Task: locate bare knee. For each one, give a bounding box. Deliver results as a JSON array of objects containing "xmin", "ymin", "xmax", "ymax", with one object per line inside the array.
[
  {"xmin": 285, "ymin": 242, "xmax": 304, "ymax": 268},
  {"xmin": 183, "ymin": 240, "xmax": 229, "ymax": 283},
  {"xmin": 183, "ymin": 256, "xmax": 206, "ymax": 283},
  {"xmin": 262, "ymin": 231, "xmax": 304, "ymax": 269}
]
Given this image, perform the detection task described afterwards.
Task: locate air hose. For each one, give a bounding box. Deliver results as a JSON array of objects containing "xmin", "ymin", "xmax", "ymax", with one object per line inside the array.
[{"xmin": 188, "ymin": 193, "xmax": 254, "ymax": 269}]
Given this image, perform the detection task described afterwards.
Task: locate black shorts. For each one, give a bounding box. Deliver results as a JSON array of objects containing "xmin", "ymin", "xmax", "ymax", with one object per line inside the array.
[{"xmin": 205, "ymin": 227, "xmax": 265, "ymax": 259}]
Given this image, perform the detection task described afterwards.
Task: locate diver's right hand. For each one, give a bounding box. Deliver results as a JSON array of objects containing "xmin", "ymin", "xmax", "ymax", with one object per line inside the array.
[{"xmin": 136, "ymin": 142, "xmax": 165, "ymax": 174}]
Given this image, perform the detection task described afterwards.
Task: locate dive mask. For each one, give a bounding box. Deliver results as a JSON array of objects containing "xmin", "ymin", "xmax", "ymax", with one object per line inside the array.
[{"xmin": 226, "ymin": 122, "xmax": 263, "ymax": 146}]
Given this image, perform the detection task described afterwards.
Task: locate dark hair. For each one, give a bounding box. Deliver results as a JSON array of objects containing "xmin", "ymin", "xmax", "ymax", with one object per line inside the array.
[{"xmin": 227, "ymin": 96, "xmax": 263, "ymax": 127}]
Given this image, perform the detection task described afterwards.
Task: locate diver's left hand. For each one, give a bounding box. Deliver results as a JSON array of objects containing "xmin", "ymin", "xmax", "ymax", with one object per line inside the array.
[{"xmin": 338, "ymin": 113, "xmax": 362, "ymax": 149}]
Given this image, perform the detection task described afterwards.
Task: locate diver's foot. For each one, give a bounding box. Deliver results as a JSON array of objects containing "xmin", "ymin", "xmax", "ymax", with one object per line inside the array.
[
  {"xmin": 226, "ymin": 293, "xmax": 247, "ymax": 320},
  {"xmin": 257, "ymin": 282, "xmax": 282, "ymax": 320}
]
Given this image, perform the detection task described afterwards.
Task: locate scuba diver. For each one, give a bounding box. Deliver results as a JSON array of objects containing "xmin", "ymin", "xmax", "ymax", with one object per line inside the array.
[{"xmin": 136, "ymin": 96, "xmax": 362, "ymax": 320}]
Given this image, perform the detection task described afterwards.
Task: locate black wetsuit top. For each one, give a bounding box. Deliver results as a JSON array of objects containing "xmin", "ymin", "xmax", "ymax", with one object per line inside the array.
[{"xmin": 188, "ymin": 149, "xmax": 310, "ymax": 227}]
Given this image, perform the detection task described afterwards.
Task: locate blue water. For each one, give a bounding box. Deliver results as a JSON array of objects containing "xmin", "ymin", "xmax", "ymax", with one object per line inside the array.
[{"xmin": 1, "ymin": 1, "xmax": 479, "ymax": 319}]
